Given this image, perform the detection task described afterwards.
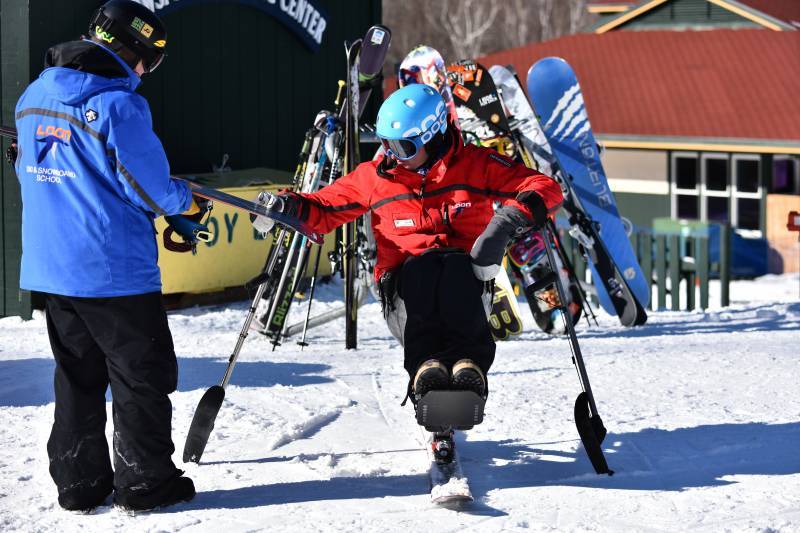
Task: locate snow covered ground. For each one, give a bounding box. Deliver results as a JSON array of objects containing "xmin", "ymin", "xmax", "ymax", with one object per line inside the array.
[{"xmin": 1, "ymin": 273, "xmax": 798, "ymax": 532}]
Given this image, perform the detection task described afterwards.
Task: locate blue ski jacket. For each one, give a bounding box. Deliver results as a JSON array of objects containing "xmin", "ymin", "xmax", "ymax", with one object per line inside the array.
[{"xmin": 15, "ymin": 40, "xmax": 191, "ymax": 297}]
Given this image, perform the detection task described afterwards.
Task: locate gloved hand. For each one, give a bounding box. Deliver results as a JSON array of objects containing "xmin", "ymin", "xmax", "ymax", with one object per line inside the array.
[
  {"xmin": 5, "ymin": 141, "xmax": 18, "ymax": 166},
  {"xmin": 163, "ymin": 195, "xmax": 213, "ymax": 253},
  {"xmin": 250, "ymin": 191, "xmax": 279, "ymax": 234},
  {"xmin": 182, "ymin": 195, "xmax": 211, "ymax": 220},
  {"xmin": 469, "ymin": 205, "xmax": 534, "ymax": 281},
  {"xmin": 249, "ymin": 190, "xmax": 306, "ymax": 235}
]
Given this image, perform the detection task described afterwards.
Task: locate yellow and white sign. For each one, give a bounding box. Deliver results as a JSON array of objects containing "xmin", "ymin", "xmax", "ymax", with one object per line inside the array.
[{"xmin": 156, "ymin": 185, "xmax": 335, "ymax": 294}]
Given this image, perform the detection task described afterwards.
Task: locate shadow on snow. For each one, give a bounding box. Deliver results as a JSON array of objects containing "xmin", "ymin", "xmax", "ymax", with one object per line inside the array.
[
  {"xmin": 462, "ymin": 421, "xmax": 800, "ymax": 497},
  {"xmin": 168, "ymin": 421, "xmax": 800, "ymax": 511},
  {"xmin": 562, "ymin": 302, "xmax": 800, "ymax": 341},
  {"xmin": 0, "ymin": 358, "xmax": 333, "ymax": 407}
]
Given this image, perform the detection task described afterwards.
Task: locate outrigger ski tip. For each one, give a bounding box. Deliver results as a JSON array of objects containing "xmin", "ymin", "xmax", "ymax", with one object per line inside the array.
[
  {"xmin": 183, "ymin": 384, "xmax": 225, "ymax": 463},
  {"xmin": 574, "ymin": 392, "xmax": 614, "ymax": 475}
]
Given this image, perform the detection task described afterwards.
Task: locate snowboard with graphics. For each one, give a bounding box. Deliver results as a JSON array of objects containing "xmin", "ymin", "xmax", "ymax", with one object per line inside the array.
[
  {"xmin": 398, "ymin": 45, "xmax": 459, "ymax": 124},
  {"xmin": 527, "ymin": 57, "xmax": 649, "ymax": 322},
  {"xmin": 446, "ymin": 60, "xmax": 517, "ymax": 157},
  {"xmin": 488, "ymin": 64, "xmax": 585, "ymax": 333},
  {"xmin": 488, "ymin": 65, "xmax": 557, "ymax": 178},
  {"xmin": 490, "ymin": 63, "xmax": 642, "ymax": 327}
]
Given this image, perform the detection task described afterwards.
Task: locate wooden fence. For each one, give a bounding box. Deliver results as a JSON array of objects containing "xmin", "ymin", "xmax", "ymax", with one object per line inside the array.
[{"xmin": 558, "ymin": 223, "xmax": 732, "ymax": 312}]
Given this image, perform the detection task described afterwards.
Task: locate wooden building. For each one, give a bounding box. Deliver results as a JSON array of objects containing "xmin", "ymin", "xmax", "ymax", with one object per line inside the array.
[{"xmin": 484, "ymin": 0, "xmax": 799, "ymax": 273}]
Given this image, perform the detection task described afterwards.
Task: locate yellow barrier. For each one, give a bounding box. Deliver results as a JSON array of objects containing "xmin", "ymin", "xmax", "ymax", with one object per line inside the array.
[{"xmin": 156, "ymin": 185, "xmax": 335, "ymax": 294}]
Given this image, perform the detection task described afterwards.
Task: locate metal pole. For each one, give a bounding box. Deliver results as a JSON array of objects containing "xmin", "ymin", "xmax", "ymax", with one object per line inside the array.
[
  {"xmin": 541, "ymin": 226, "xmax": 601, "ymax": 417},
  {"xmin": 298, "ymin": 244, "xmax": 324, "ymax": 348},
  {"xmin": 220, "ymin": 241, "xmax": 285, "ymax": 388}
]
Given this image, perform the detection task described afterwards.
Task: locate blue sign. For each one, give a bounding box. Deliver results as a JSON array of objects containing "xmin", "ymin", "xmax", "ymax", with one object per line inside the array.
[{"xmin": 134, "ymin": 0, "xmax": 329, "ymax": 52}]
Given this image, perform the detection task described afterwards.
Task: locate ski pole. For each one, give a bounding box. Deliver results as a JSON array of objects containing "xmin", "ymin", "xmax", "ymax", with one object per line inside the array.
[
  {"xmin": 549, "ymin": 219, "xmax": 599, "ymax": 327},
  {"xmin": 183, "ymin": 240, "xmax": 286, "ymax": 463},
  {"xmin": 541, "ymin": 225, "xmax": 612, "ymax": 475},
  {"xmin": 297, "ymin": 243, "xmax": 324, "ymax": 349}
]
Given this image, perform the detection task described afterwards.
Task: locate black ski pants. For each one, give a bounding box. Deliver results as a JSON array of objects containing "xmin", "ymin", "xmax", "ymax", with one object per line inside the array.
[
  {"xmin": 44, "ymin": 292, "xmax": 180, "ymax": 501},
  {"xmin": 398, "ymin": 251, "xmax": 495, "ymax": 378}
]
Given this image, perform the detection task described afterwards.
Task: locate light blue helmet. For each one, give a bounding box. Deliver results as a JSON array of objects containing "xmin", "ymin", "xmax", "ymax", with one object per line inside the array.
[{"xmin": 376, "ymin": 84, "xmax": 448, "ymax": 160}]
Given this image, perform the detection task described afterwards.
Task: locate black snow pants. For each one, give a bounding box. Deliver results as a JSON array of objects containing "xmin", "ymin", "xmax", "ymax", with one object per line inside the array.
[
  {"xmin": 44, "ymin": 292, "xmax": 180, "ymax": 503},
  {"xmin": 398, "ymin": 250, "xmax": 495, "ymax": 378}
]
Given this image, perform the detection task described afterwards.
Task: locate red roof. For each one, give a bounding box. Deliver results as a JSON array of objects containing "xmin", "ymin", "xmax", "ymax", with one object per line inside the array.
[
  {"xmin": 738, "ymin": 0, "xmax": 800, "ymax": 26},
  {"xmin": 387, "ymin": 30, "xmax": 799, "ymax": 143}
]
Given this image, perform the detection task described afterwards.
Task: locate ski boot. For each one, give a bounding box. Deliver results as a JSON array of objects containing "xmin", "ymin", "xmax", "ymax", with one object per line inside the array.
[
  {"xmin": 413, "ymin": 359, "xmax": 449, "ymax": 400},
  {"xmin": 450, "ymin": 359, "xmax": 486, "ymax": 397}
]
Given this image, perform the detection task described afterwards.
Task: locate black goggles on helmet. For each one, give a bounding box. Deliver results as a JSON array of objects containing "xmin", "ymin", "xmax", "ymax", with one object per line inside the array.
[
  {"xmin": 141, "ymin": 50, "xmax": 165, "ymax": 73},
  {"xmin": 379, "ymin": 135, "xmax": 426, "ymax": 161}
]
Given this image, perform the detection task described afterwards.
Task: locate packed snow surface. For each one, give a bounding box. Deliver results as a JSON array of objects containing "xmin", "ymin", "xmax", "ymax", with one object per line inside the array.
[{"xmin": 1, "ymin": 274, "xmax": 798, "ymax": 532}]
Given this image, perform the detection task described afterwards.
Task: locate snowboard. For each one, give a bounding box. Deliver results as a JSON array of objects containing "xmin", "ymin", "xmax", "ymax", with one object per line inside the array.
[
  {"xmin": 488, "ymin": 64, "xmax": 585, "ymax": 333},
  {"xmin": 488, "ymin": 264, "xmax": 524, "ymax": 340},
  {"xmin": 398, "ymin": 45, "xmax": 459, "ymax": 124},
  {"xmin": 527, "ymin": 57, "xmax": 649, "ymax": 324},
  {"xmin": 507, "ymin": 229, "xmax": 582, "ymax": 335},
  {"xmin": 447, "ymin": 60, "xmax": 515, "ymax": 156},
  {"xmin": 488, "ymin": 65, "xmax": 559, "ymax": 183}
]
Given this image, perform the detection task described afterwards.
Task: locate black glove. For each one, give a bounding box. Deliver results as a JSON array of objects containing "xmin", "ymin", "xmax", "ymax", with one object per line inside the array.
[
  {"xmin": 516, "ymin": 190, "xmax": 549, "ymax": 229},
  {"xmin": 470, "ymin": 205, "xmax": 533, "ymax": 281},
  {"xmin": 5, "ymin": 142, "xmax": 18, "ymax": 166}
]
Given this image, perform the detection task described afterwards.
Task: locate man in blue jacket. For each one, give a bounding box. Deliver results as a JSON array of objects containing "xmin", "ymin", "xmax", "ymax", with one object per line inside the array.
[{"xmin": 14, "ymin": 1, "xmax": 195, "ymax": 512}]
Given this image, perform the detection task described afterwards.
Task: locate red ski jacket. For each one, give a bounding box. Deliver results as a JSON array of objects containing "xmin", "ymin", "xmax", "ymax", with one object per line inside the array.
[{"xmin": 299, "ymin": 133, "xmax": 563, "ymax": 280}]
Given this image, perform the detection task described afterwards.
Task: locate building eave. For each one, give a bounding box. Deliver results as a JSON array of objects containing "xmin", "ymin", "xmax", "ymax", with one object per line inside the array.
[
  {"xmin": 593, "ymin": 0, "xmax": 796, "ymax": 33},
  {"xmin": 596, "ymin": 134, "xmax": 800, "ymax": 154},
  {"xmin": 594, "ymin": 0, "xmax": 670, "ymax": 33},
  {"xmin": 708, "ymin": 0, "xmax": 796, "ymax": 31}
]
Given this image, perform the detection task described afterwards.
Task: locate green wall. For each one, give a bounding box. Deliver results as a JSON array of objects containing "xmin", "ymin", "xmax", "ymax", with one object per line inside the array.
[
  {"xmin": 616, "ymin": 191, "xmax": 671, "ymax": 231},
  {"xmin": 0, "ymin": 0, "xmax": 381, "ymax": 318},
  {"xmin": 0, "ymin": 0, "xmax": 37, "ymax": 319}
]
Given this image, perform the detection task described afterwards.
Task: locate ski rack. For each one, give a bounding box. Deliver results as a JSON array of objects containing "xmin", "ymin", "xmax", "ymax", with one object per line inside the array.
[{"xmin": 255, "ymin": 24, "xmax": 391, "ymax": 349}]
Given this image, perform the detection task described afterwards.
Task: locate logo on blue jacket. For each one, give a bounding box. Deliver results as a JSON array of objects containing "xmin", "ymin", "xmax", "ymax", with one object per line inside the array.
[{"xmin": 35, "ymin": 124, "xmax": 71, "ymax": 164}]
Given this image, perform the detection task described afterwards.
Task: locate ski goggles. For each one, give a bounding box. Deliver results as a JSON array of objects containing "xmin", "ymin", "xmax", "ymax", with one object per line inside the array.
[
  {"xmin": 379, "ymin": 135, "xmax": 426, "ymax": 161},
  {"xmin": 143, "ymin": 51, "xmax": 166, "ymax": 73}
]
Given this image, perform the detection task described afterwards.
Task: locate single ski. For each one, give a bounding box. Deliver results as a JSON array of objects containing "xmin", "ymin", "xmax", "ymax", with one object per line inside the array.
[
  {"xmin": 414, "ymin": 390, "xmax": 484, "ymax": 504},
  {"xmin": 423, "ymin": 429, "xmax": 473, "ymax": 505}
]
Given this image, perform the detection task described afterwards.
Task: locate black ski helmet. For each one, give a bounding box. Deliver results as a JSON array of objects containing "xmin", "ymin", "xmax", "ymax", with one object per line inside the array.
[{"xmin": 89, "ymin": 0, "xmax": 167, "ymax": 73}]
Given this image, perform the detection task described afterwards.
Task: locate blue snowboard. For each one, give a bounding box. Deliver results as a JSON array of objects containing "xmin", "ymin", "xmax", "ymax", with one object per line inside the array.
[{"xmin": 527, "ymin": 57, "xmax": 650, "ymax": 318}]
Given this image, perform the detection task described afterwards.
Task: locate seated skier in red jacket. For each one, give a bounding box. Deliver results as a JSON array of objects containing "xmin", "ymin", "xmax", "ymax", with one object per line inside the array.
[{"xmin": 252, "ymin": 84, "xmax": 562, "ymax": 405}]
